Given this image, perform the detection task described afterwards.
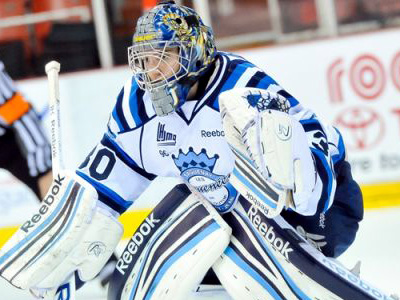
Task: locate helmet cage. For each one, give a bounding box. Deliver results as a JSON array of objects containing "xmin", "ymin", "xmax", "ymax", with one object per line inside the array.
[{"xmin": 128, "ymin": 40, "xmax": 194, "ymax": 91}]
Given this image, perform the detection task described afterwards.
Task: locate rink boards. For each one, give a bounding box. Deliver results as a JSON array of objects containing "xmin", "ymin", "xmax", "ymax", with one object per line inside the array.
[{"xmin": 0, "ymin": 177, "xmax": 399, "ymax": 249}]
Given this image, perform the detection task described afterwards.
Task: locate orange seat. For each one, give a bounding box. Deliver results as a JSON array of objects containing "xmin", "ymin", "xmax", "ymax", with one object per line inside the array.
[
  {"xmin": 33, "ymin": 0, "xmax": 92, "ymax": 11},
  {"xmin": 142, "ymin": 0, "xmax": 157, "ymax": 12},
  {"xmin": 335, "ymin": 0, "xmax": 358, "ymax": 23},
  {"xmin": 32, "ymin": 0, "xmax": 92, "ymax": 41},
  {"xmin": 121, "ymin": 0, "xmax": 143, "ymax": 29},
  {"xmin": 298, "ymin": 0, "xmax": 317, "ymax": 26},
  {"xmin": 0, "ymin": 0, "xmax": 29, "ymax": 44}
]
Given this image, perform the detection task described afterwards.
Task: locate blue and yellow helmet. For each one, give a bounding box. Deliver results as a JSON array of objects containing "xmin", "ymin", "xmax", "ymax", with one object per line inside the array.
[{"xmin": 128, "ymin": 0, "xmax": 217, "ymax": 116}]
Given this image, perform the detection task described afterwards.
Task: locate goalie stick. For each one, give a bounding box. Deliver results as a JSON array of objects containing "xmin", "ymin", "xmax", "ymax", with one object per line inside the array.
[
  {"xmin": 45, "ymin": 61, "xmax": 63, "ymax": 172},
  {"xmin": 41, "ymin": 61, "xmax": 76, "ymax": 300}
]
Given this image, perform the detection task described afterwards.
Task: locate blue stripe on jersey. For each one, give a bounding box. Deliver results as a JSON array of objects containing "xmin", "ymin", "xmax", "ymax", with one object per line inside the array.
[
  {"xmin": 256, "ymin": 76, "xmax": 300, "ymax": 107},
  {"xmin": 300, "ymin": 118, "xmax": 324, "ymax": 133},
  {"xmin": 211, "ymin": 60, "xmax": 255, "ymax": 110},
  {"xmin": 332, "ymin": 127, "xmax": 346, "ymax": 165},
  {"xmin": 76, "ymin": 170, "xmax": 132, "ymax": 213},
  {"xmin": 128, "ymin": 79, "xmax": 141, "ymax": 126},
  {"xmin": 101, "ymin": 133, "xmax": 157, "ymax": 181},
  {"xmin": 245, "ymin": 71, "xmax": 301, "ymax": 110},
  {"xmin": 207, "ymin": 54, "xmax": 301, "ymax": 111},
  {"xmin": 192, "ymin": 54, "xmax": 227, "ymax": 116},
  {"xmin": 136, "ymin": 89, "xmax": 148, "ymax": 124},
  {"xmin": 246, "ymin": 71, "xmax": 266, "ymax": 87},
  {"xmin": 255, "ymin": 73, "xmax": 278, "ymax": 90},
  {"xmin": 107, "ymin": 124, "xmax": 117, "ymax": 139},
  {"xmin": 127, "ymin": 79, "xmax": 149, "ymax": 128},
  {"xmin": 300, "ymin": 118, "xmax": 333, "ymax": 212},
  {"xmin": 312, "ymin": 149, "xmax": 334, "ymax": 213},
  {"xmin": 221, "ymin": 61, "xmax": 255, "ymax": 91},
  {"xmin": 112, "ymin": 88, "xmax": 129, "ymax": 132},
  {"xmin": 278, "ymin": 90, "xmax": 300, "ymax": 107}
]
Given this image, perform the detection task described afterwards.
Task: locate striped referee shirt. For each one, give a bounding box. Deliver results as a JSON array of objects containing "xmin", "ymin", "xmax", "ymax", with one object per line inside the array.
[{"xmin": 0, "ymin": 61, "xmax": 51, "ymax": 177}]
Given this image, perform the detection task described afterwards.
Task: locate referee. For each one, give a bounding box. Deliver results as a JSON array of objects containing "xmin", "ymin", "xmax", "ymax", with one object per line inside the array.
[{"xmin": 0, "ymin": 61, "xmax": 52, "ymax": 199}]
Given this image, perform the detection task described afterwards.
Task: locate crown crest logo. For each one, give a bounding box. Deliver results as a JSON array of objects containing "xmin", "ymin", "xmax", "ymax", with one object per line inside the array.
[{"xmin": 172, "ymin": 147, "xmax": 219, "ymax": 172}]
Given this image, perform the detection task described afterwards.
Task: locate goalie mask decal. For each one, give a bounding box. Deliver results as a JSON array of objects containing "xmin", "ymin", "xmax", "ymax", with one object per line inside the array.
[{"xmin": 172, "ymin": 147, "xmax": 237, "ymax": 213}]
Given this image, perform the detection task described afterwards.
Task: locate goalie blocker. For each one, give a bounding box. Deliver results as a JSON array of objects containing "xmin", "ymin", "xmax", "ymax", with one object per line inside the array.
[{"xmin": 108, "ymin": 180, "xmax": 231, "ymax": 300}]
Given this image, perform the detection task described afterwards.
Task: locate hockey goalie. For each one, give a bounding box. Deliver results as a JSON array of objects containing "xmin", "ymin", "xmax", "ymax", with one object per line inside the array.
[{"xmin": 0, "ymin": 1, "xmax": 395, "ymax": 299}]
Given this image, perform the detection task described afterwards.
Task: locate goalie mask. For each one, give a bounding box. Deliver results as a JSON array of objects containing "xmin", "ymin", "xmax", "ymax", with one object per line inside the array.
[{"xmin": 128, "ymin": 0, "xmax": 217, "ymax": 116}]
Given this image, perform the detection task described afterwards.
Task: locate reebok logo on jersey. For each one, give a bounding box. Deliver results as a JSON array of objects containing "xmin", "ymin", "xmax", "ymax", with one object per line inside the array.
[
  {"xmin": 21, "ymin": 174, "xmax": 65, "ymax": 233},
  {"xmin": 248, "ymin": 205, "xmax": 293, "ymax": 260},
  {"xmin": 201, "ymin": 129, "xmax": 225, "ymax": 138},
  {"xmin": 116, "ymin": 213, "xmax": 161, "ymax": 275},
  {"xmin": 157, "ymin": 123, "xmax": 176, "ymax": 146}
]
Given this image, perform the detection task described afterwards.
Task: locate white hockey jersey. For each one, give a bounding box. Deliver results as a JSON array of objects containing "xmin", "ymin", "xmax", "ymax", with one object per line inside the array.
[{"xmin": 77, "ymin": 52, "xmax": 346, "ymax": 215}]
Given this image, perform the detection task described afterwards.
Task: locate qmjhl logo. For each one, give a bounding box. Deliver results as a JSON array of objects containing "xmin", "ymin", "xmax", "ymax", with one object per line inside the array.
[{"xmin": 157, "ymin": 123, "xmax": 176, "ymax": 146}]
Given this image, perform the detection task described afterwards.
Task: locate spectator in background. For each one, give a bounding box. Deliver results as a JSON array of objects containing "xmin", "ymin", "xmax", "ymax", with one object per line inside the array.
[{"xmin": 0, "ymin": 60, "xmax": 52, "ymax": 199}]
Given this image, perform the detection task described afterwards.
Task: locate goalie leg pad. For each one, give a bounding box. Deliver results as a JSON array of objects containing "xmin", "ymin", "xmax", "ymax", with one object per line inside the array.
[
  {"xmin": 0, "ymin": 171, "xmax": 123, "ymax": 290},
  {"xmin": 215, "ymin": 197, "xmax": 391, "ymax": 300},
  {"xmin": 108, "ymin": 181, "xmax": 232, "ymax": 300},
  {"xmin": 35, "ymin": 201, "xmax": 123, "ymax": 289},
  {"xmin": 213, "ymin": 199, "xmax": 302, "ymax": 300}
]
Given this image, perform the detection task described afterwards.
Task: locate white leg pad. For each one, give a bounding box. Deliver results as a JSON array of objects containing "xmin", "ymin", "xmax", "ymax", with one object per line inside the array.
[
  {"xmin": 109, "ymin": 181, "xmax": 232, "ymax": 300},
  {"xmin": 0, "ymin": 170, "xmax": 123, "ymax": 293}
]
